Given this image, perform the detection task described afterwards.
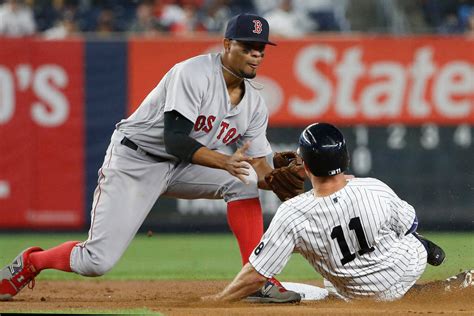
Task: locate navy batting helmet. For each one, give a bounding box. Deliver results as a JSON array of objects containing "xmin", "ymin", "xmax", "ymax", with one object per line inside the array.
[{"xmin": 297, "ymin": 123, "xmax": 349, "ymax": 177}]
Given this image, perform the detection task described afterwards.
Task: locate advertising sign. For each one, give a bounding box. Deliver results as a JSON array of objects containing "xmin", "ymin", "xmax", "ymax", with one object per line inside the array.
[{"xmin": 0, "ymin": 39, "xmax": 84, "ymax": 229}]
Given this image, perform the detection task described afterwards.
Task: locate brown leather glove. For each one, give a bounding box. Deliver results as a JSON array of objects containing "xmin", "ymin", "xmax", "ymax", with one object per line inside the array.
[
  {"xmin": 272, "ymin": 151, "xmax": 299, "ymax": 169},
  {"xmin": 265, "ymin": 158, "xmax": 305, "ymax": 201}
]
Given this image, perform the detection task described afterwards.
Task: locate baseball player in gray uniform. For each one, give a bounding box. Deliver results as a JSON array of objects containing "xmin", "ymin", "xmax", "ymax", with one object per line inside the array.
[
  {"xmin": 204, "ymin": 122, "xmax": 473, "ymax": 302},
  {"xmin": 0, "ymin": 13, "xmax": 301, "ymax": 303}
]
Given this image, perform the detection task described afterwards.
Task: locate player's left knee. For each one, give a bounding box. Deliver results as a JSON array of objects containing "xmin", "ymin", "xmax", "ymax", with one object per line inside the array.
[
  {"xmin": 221, "ymin": 175, "xmax": 259, "ymax": 201},
  {"xmin": 78, "ymin": 262, "xmax": 114, "ymax": 277},
  {"xmin": 70, "ymin": 245, "xmax": 119, "ymax": 277}
]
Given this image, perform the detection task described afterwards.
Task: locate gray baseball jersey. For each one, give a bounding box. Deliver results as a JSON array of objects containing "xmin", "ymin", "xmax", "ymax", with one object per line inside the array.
[
  {"xmin": 116, "ymin": 53, "xmax": 271, "ymax": 159},
  {"xmin": 70, "ymin": 53, "xmax": 272, "ymax": 276},
  {"xmin": 249, "ymin": 177, "xmax": 427, "ymax": 301}
]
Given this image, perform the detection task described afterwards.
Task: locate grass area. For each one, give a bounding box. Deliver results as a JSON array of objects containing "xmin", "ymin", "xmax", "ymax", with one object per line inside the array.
[{"xmin": 0, "ymin": 232, "xmax": 472, "ymax": 282}]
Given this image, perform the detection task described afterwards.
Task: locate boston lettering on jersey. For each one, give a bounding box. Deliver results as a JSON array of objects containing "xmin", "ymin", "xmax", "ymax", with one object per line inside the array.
[{"xmin": 194, "ymin": 115, "xmax": 242, "ymax": 145}]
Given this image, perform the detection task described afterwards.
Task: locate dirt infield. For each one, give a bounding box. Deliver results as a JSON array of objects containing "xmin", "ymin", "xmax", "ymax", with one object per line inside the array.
[{"xmin": 0, "ymin": 280, "xmax": 472, "ymax": 315}]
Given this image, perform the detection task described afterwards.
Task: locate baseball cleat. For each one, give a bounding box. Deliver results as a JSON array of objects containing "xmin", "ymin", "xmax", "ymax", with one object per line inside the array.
[
  {"xmin": 413, "ymin": 233, "xmax": 446, "ymax": 266},
  {"xmin": 245, "ymin": 278, "xmax": 301, "ymax": 303},
  {"xmin": 0, "ymin": 247, "xmax": 43, "ymax": 301},
  {"xmin": 444, "ymin": 269, "xmax": 473, "ymax": 291}
]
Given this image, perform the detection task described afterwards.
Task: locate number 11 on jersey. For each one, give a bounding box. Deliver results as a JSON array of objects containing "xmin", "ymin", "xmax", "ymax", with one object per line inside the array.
[{"xmin": 331, "ymin": 217, "xmax": 375, "ymax": 265}]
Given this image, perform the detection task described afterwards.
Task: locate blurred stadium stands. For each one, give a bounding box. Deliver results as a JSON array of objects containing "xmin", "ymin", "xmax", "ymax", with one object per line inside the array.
[{"xmin": 1, "ymin": 0, "xmax": 474, "ymax": 39}]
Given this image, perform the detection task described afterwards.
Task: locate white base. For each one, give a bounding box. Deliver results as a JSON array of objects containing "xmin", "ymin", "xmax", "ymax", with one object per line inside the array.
[{"xmin": 281, "ymin": 282, "xmax": 329, "ymax": 301}]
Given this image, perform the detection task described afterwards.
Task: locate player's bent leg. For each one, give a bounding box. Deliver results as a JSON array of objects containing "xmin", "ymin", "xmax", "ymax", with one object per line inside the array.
[
  {"xmin": 1, "ymin": 240, "xmax": 82, "ymax": 300},
  {"xmin": 412, "ymin": 232, "xmax": 446, "ymax": 266},
  {"xmin": 72, "ymin": 138, "xmax": 172, "ymax": 276},
  {"xmin": 71, "ymin": 244, "xmax": 115, "ymax": 276},
  {"xmin": 227, "ymin": 198, "xmax": 263, "ymax": 265},
  {"xmin": 0, "ymin": 247, "xmax": 43, "ymax": 301},
  {"xmin": 322, "ymin": 279, "xmax": 348, "ymax": 301},
  {"xmin": 377, "ymin": 235, "xmax": 427, "ymax": 301},
  {"xmin": 29, "ymin": 241, "xmax": 80, "ymax": 272},
  {"xmin": 164, "ymin": 163, "xmax": 263, "ymax": 264}
]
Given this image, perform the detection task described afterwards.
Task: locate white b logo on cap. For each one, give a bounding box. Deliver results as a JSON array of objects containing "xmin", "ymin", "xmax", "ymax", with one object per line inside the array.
[{"xmin": 252, "ymin": 20, "xmax": 263, "ymax": 34}]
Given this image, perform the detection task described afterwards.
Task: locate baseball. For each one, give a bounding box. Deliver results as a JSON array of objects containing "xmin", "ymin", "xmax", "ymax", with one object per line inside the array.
[{"xmin": 241, "ymin": 161, "xmax": 258, "ymax": 186}]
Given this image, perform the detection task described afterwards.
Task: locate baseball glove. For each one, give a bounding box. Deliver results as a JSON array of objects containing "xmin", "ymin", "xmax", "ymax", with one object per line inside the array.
[
  {"xmin": 265, "ymin": 156, "xmax": 305, "ymax": 202},
  {"xmin": 272, "ymin": 151, "xmax": 299, "ymax": 169}
]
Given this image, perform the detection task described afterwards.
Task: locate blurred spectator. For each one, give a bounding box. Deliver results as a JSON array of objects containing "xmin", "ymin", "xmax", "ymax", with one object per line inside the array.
[
  {"xmin": 420, "ymin": 0, "xmax": 474, "ymax": 33},
  {"xmin": 159, "ymin": 0, "xmax": 205, "ymax": 35},
  {"xmin": 292, "ymin": 0, "xmax": 349, "ymax": 32},
  {"xmin": 253, "ymin": 0, "xmax": 280, "ymax": 15},
  {"xmin": 227, "ymin": 0, "xmax": 254, "ymax": 14},
  {"xmin": 394, "ymin": 0, "xmax": 428, "ymax": 33},
  {"xmin": 346, "ymin": 0, "xmax": 411, "ymax": 34},
  {"xmin": 458, "ymin": 0, "xmax": 474, "ymax": 30},
  {"xmin": 95, "ymin": 7, "xmax": 117, "ymax": 36},
  {"xmin": 438, "ymin": 12, "xmax": 464, "ymax": 33},
  {"xmin": 264, "ymin": 0, "xmax": 315, "ymax": 37},
  {"xmin": 374, "ymin": 0, "xmax": 410, "ymax": 33},
  {"xmin": 0, "ymin": 0, "xmax": 36, "ymax": 37},
  {"xmin": 76, "ymin": 0, "xmax": 136, "ymax": 33},
  {"xmin": 128, "ymin": 0, "xmax": 164, "ymax": 36},
  {"xmin": 32, "ymin": 0, "xmax": 60, "ymax": 32},
  {"xmin": 200, "ymin": 0, "xmax": 232, "ymax": 33},
  {"xmin": 466, "ymin": 8, "xmax": 474, "ymax": 34},
  {"xmin": 421, "ymin": 0, "xmax": 459, "ymax": 30},
  {"xmin": 174, "ymin": 1, "xmax": 206, "ymax": 34},
  {"xmin": 159, "ymin": 0, "xmax": 186, "ymax": 30},
  {"xmin": 42, "ymin": 8, "xmax": 79, "ymax": 39},
  {"xmin": 201, "ymin": 0, "xmax": 254, "ymax": 28},
  {"xmin": 3, "ymin": 0, "xmax": 470, "ymax": 37}
]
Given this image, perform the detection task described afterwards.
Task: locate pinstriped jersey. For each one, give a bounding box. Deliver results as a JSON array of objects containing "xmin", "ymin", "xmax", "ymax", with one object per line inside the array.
[{"xmin": 249, "ymin": 177, "xmax": 427, "ymax": 299}]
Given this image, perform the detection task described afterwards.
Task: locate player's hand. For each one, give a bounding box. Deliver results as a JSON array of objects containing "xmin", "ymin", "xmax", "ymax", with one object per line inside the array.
[{"xmin": 225, "ymin": 142, "xmax": 253, "ymax": 184}]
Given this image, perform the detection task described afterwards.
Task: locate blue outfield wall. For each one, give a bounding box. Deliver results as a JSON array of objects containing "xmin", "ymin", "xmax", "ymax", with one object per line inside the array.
[{"xmin": 85, "ymin": 41, "xmax": 128, "ymax": 222}]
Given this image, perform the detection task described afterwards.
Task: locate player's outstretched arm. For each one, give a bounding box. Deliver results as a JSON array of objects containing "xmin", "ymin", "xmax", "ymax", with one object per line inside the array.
[
  {"xmin": 250, "ymin": 156, "xmax": 273, "ymax": 190},
  {"xmin": 202, "ymin": 263, "xmax": 267, "ymax": 302},
  {"xmin": 164, "ymin": 110, "xmax": 253, "ymax": 182}
]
